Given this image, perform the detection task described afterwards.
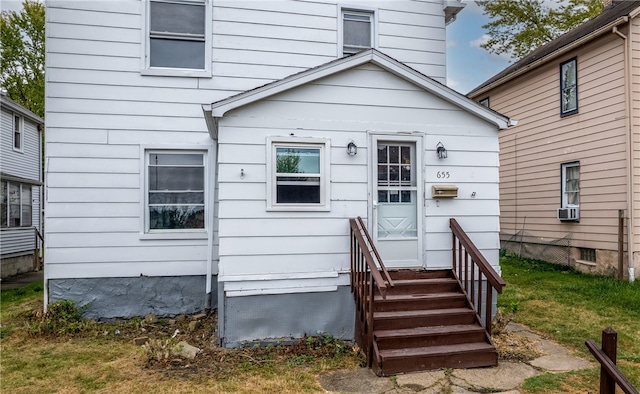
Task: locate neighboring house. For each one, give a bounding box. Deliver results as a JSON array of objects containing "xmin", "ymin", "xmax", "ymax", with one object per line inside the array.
[
  {"xmin": 1, "ymin": 91, "xmax": 44, "ymax": 278},
  {"xmin": 45, "ymin": 0, "xmax": 510, "ymax": 356},
  {"xmin": 469, "ymin": 0, "xmax": 640, "ymax": 280}
]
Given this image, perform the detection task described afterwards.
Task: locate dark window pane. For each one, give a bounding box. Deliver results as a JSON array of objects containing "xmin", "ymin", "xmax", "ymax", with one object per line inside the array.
[
  {"xmin": 401, "ymin": 191, "xmax": 411, "ymax": 203},
  {"xmin": 149, "ymin": 166, "xmax": 205, "ymax": 190},
  {"xmin": 401, "ymin": 165, "xmax": 411, "ymax": 181},
  {"xmin": 389, "ymin": 146, "xmax": 399, "ymax": 163},
  {"xmin": 21, "ymin": 186, "xmax": 31, "ymax": 226},
  {"xmin": 389, "ymin": 166, "xmax": 399, "ymax": 181},
  {"xmin": 0, "ymin": 181, "xmax": 6, "ymax": 228},
  {"xmin": 377, "ymin": 145, "xmax": 387, "ymax": 164},
  {"xmin": 401, "ymin": 146, "xmax": 410, "ymax": 164},
  {"xmin": 150, "ymin": 38, "xmax": 205, "ymax": 69},
  {"xmin": 150, "ymin": 1, "xmax": 205, "ymax": 35},
  {"xmin": 149, "ymin": 205, "xmax": 204, "ymax": 229},
  {"xmin": 378, "ymin": 165, "xmax": 387, "ymax": 181},
  {"xmin": 389, "ymin": 190, "xmax": 400, "ymax": 203},
  {"xmin": 378, "ymin": 191, "xmax": 388, "ymax": 203},
  {"xmin": 277, "ymin": 185, "xmax": 320, "ymax": 203}
]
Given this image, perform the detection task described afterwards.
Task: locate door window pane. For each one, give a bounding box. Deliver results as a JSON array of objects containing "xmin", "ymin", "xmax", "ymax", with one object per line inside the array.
[{"xmin": 8, "ymin": 183, "xmax": 20, "ymax": 227}]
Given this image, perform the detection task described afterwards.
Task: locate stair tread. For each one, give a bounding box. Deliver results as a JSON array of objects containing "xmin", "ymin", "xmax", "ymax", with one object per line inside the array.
[
  {"xmin": 375, "ymin": 292, "xmax": 464, "ymax": 301},
  {"xmin": 390, "ymin": 278, "xmax": 458, "ymax": 285},
  {"xmin": 379, "ymin": 342, "xmax": 495, "ymax": 359},
  {"xmin": 375, "ymin": 324, "xmax": 485, "ymax": 339},
  {"xmin": 375, "ymin": 308, "xmax": 474, "ymax": 319}
]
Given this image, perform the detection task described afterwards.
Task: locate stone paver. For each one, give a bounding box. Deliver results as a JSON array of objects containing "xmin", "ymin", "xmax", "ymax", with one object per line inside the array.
[
  {"xmin": 450, "ymin": 362, "xmax": 538, "ymax": 391},
  {"xmin": 318, "ymin": 323, "xmax": 593, "ymax": 394}
]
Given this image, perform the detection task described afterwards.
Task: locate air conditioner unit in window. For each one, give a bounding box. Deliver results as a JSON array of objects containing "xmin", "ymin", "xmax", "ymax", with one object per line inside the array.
[{"xmin": 557, "ymin": 207, "xmax": 579, "ymax": 221}]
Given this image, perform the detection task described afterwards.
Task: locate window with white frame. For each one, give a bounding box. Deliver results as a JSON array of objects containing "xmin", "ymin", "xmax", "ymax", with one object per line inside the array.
[
  {"xmin": 341, "ymin": 8, "xmax": 375, "ymax": 56},
  {"xmin": 268, "ymin": 138, "xmax": 330, "ymax": 210},
  {"xmin": 146, "ymin": 151, "xmax": 206, "ymax": 231},
  {"xmin": 13, "ymin": 114, "xmax": 22, "ymax": 151},
  {"xmin": 0, "ymin": 181, "xmax": 32, "ymax": 228},
  {"xmin": 144, "ymin": 0, "xmax": 211, "ymax": 76},
  {"xmin": 561, "ymin": 162, "xmax": 579, "ymax": 207},
  {"xmin": 560, "ymin": 58, "xmax": 577, "ymax": 116}
]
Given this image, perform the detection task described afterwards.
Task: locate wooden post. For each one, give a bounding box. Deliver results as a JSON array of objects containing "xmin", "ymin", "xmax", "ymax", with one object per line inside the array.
[
  {"xmin": 600, "ymin": 327, "xmax": 617, "ymax": 394},
  {"xmin": 618, "ymin": 210, "xmax": 624, "ymax": 281}
]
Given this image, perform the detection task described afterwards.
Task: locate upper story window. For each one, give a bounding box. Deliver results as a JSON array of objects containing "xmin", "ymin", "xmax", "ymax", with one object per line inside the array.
[
  {"xmin": 143, "ymin": 0, "xmax": 212, "ymax": 77},
  {"xmin": 267, "ymin": 137, "xmax": 330, "ymax": 211},
  {"xmin": 561, "ymin": 162, "xmax": 579, "ymax": 207},
  {"xmin": 560, "ymin": 57, "xmax": 577, "ymax": 116},
  {"xmin": 479, "ymin": 97, "xmax": 489, "ymax": 108},
  {"xmin": 145, "ymin": 151, "xmax": 206, "ymax": 233},
  {"xmin": 340, "ymin": 7, "xmax": 376, "ymax": 56},
  {"xmin": 13, "ymin": 114, "xmax": 22, "ymax": 152}
]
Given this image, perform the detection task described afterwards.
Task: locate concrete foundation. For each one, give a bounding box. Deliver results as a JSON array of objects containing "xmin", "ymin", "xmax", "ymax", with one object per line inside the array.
[
  {"xmin": 48, "ymin": 275, "xmax": 216, "ymax": 320},
  {"xmin": 1, "ymin": 253, "xmax": 35, "ymax": 279},
  {"xmin": 221, "ymin": 286, "xmax": 355, "ymax": 347}
]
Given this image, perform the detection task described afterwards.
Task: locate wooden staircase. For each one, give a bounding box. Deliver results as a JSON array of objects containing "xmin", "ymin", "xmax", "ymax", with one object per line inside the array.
[
  {"xmin": 349, "ymin": 217, "xmax": 505, "ymax": 376},
  {"xmin": 370, "ymin": 269, "xmax": 497, "ymax": 375}
]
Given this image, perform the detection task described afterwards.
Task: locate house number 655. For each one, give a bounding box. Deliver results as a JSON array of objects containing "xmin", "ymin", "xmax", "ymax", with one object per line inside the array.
[{"xmin": 436, "ymin": 171, "xmax": 450, "ymax": 179}]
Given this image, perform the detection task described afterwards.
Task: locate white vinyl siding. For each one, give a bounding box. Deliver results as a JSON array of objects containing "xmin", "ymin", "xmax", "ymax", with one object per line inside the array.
[
  {"xmin": 44, "ymin": 1, "xmax": 451, "ymax": 279},
  {"xmin": 217, "ymin": 63, "xmax": 500, "ymax": 292}
]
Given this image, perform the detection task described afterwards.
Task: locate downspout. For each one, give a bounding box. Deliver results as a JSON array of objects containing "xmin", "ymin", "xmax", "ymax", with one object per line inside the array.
[
  {"xmin": 612, "ymin": 19, "xmax": 635, "ymax": 282},
  {"xmin": 205, "ymin": 138, "xmax": 218, "ymax": 309},
  {"xmin": 203, "ymin": 105, "xmax": 220, "ymax": 309}
]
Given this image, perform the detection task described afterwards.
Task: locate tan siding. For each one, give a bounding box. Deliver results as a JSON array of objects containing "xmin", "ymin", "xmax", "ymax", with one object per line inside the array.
[{"xmin": 474, "ymin": 31, "xmax": 628, "ymax": 252}]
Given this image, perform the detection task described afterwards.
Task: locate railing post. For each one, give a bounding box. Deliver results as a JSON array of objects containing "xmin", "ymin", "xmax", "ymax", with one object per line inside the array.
[{"xmin": 600, "ymin": 327, "xmax": 617, "ymax": 394}]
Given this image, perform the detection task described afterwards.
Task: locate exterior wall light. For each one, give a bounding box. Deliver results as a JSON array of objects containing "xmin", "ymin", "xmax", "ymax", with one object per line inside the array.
[
  {"xmin": 436, "ymin": 142, "xmax": 447, "ymax": 159},
  {"xmin": 347, "ymin": 141, "xmax": 358, "ymax": 156}
]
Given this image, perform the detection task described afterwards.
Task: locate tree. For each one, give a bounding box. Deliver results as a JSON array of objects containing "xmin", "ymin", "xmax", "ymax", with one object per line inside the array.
[
  {"xmin": 1, "ymin": 0, "xmax": 45, "ymax": 118},
  {"xmin": 477, "ymin": 0, "xmax": 603, "ymax": 61}
]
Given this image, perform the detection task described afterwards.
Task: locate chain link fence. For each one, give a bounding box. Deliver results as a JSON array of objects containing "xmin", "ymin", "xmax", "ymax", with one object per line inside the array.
[{"xmin": 500, "ymin": 230, "xmax": 572, "ymax": 266}]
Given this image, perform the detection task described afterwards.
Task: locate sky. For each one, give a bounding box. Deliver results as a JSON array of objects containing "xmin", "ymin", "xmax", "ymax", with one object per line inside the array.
[{"xmin": 445, "ymin": 1, "xmax": 512, "ymax": 94}]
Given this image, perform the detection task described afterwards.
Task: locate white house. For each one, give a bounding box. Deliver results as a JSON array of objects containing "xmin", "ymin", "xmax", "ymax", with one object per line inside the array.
[
  {"xmin": 44, "ymin": 0, "xmax": 510, "ymax": 355},
  {"xmin": 1, "ymin": 92, "xmax": 44, "ymax": 278}
]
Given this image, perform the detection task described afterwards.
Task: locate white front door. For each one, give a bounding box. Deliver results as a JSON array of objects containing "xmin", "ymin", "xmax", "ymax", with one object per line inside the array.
[{"xmin": 372, "ymin": 137, "xmax": 422, "ymax": 268}]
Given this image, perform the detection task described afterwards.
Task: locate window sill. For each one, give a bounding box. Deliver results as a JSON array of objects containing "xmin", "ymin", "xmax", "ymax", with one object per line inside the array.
[
  {"xmin": 575, "ymin": 259, "xmax": 596, "ymax": 267},
  {"xmin": 140, "ymin": 231, "xmax": 208, "ymax": 240},
  {"xmin": 267, "ymin": 205, "xmax": 330, "ymax": 212},
  {"xmin": 141, "ymin": 67, "xmax": 212, "ymax": 78}
]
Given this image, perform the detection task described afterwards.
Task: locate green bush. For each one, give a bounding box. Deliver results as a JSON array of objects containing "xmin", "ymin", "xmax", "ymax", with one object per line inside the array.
[{"xmin": 30, "ymin": 300, "xmax": 92, "ymax": 336}]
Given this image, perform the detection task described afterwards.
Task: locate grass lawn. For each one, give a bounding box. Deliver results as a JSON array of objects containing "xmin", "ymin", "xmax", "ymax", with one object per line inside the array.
[
  {"xmin": 499, "ymin": 255, "xmax": 640, "ymax": 393},
  {"xmin": 2, "ymin": 257, "xmax": 639, "ymax": 393},
  {"xmin": 0, "ymin": 282, "xmax": 362, "ymax": 393}
]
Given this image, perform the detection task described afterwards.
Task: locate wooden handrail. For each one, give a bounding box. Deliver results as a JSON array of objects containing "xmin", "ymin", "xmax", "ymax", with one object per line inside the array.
[
  {"xmin": 350, "ymin": 217, "xmax": 389, "ymax": 298},
  {"xmin": 356, "ymin": 217, "xmax": 394, "ymax": 288},
  {"xmin": 34, "ymin": 226, "xmax": 44, "ymax": 243},
  {"xmin": 450, "ymin": 218, "xmax": 505, "ymax": 335},
  {"xmin": 349, "ymin": 216, "xmax": 392, "ymax": 368},
  {"xmin": 586, "ymin": 328, "xmax": 639, "ymax": 394}
]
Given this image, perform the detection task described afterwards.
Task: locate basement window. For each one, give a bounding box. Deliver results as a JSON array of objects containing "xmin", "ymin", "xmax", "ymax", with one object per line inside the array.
[{"xmin": 579, "ymin": 248, "xmax": 596, "ymax": 263}]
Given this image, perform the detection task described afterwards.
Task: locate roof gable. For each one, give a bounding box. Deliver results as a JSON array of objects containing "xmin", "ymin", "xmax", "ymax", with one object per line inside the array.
[
  {"xmin": 469, "ymin": 1, "xmax": 640, "ymax": 97},
  {"xmin": 203, "ymin": 49, "xmax": 511, "ymax": 138}
]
